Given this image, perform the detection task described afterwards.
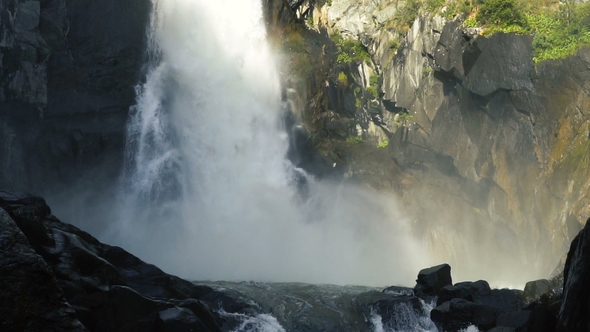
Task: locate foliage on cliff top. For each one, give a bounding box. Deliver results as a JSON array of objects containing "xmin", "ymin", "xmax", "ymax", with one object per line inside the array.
[
  {"xmin": 477, "ymin": 0, "xmax": 527, "ymax": 27},
  {"xmin": 471, "ymin": 0, "xmax": 590, "ymax": 62},
  {"xmin": 528, "ymin": 3, "xmax": 590, "ymax": 62}
]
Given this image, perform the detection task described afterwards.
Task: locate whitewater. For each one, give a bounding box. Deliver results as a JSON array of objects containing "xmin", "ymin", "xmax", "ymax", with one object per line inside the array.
[{"xmin": 110, "ymin": 0, "xmax": 433, "ymax": 286}]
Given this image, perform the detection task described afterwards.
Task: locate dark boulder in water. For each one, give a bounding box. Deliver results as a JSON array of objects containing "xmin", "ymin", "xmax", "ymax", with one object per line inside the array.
[
  {"xmin": 437, "ymin": 280, "xmax": 523, "ymax": 313},
  {"xmin": 431, "ymin": 298, "xmax": 502, "ymax": 331},
  {"xmin": 414, "ymin": 263, "xmax": 452, "ymax": 298}
]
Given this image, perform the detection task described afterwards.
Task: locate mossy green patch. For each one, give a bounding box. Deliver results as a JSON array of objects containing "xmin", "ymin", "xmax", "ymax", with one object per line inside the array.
[{"xmin": 331, "ymin": 32, "xmax": 372, "ymax": 64}]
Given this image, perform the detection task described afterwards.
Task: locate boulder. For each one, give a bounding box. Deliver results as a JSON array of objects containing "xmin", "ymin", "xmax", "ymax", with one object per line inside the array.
[
  {"xmin": 437, "ymin": 280, "xmax": 492, "ymax": 305},
  {"xmin": 522, "ymin": 279, "xmax": 551, "ymax": 303},
  {"xmin": 437, "ymin": 280, "xmax": 523, "ymax": 313},
  {"xmin": 431, "ymin": 298, "xmax": 501, "ymax": 331},
  {"xmin": 462, "ymin": 33, "xmax": 534, "ymax": 96},
  {"xmin": 414, "ymin": 263, "xmax": 452, "ymax": 298}
]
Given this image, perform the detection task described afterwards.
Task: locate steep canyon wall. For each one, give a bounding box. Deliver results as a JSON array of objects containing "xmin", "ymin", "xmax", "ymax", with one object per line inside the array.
[{"xmin": 272, "ymin": 0, "xmax": 590, "ymax": 280}]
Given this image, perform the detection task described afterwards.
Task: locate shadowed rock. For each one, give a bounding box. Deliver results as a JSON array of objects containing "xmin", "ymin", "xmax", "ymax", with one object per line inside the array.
[
  {"xmin": 414, "ymin": 263, "xmax": 452, "ymax": 298},
  {"xmin": 557, "ymin": 218, "xmax": 590, "ymax": 332},
  {"xmin": 0, "ymin": 191, "xmax": 253, "ymax": 331}
]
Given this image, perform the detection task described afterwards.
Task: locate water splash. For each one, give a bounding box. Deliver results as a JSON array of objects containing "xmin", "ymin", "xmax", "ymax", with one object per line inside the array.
[
  {"xmin": 369, "ymin": 299, "xmax": 438, "ymax": 332},
  {"xmin": 111, "ymin": 0, "xmax": 433, "ymax": 286}
]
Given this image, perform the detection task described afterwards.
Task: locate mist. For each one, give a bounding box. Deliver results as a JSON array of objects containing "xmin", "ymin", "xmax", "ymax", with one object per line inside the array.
[
  {"xmin": 46, "ymin": 0, "xmax": 558, "ymax": 289},
  {"xmin": 96, "ymin": 0, "xmax": 433, "ymax": 286}
]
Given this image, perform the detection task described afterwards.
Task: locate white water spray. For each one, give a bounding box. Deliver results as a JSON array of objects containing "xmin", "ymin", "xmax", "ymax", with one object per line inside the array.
[{"xmin": 112, "ymin": 0, "xmax": 433, "ymax": 286}]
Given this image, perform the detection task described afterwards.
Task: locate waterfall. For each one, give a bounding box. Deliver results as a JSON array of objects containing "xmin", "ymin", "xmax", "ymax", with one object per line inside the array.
[{"xmin": 112, "ymin": 0, "xmax": 432, "ymax": 286}]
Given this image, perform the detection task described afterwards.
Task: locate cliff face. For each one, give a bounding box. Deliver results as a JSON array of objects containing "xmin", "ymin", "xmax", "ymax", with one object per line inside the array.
[
  {"xmin": 272, "ymin": 0, "xmax": 590, "ymax": 278},
  {"xmin": 0, "ymin": 0, "xmax": 151, "ymax": 193}
]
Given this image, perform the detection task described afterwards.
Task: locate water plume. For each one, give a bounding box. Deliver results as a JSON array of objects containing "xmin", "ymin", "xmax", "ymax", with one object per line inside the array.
[{"xmin": 108, "ymin": 0, "xmax": 433, "ymax": 286}]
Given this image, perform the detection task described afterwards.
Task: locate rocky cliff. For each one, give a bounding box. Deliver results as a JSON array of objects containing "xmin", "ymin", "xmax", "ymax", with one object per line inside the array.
[
  {"xmin": 271, "ymin": 0, "xmax": 590, "ymax": 281},
  {"xmin": 0, "ymin": 0, "xmax": 150, "ymax": 194}
]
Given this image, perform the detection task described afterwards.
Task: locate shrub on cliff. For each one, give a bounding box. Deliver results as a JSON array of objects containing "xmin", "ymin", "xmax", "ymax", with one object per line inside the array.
[
  {"xmin": 529, "ymin": 2, "xmax": 590, "ymax": 62},
  {"xmin": 477, "ymin": 0, "xmax": 528, "ymax": 29},
  {"xmin": 331, "ymin": 32, "xmax": 371, "ymax": 64}
]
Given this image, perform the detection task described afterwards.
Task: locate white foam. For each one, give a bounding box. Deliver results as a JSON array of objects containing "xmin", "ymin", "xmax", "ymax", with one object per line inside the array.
[{"xmin": 110, "ymin": 0, "xmax": 433, "ymax": 286}]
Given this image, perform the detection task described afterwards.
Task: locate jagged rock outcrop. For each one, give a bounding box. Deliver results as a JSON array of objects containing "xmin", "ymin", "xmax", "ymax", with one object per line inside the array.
[
  {"xmin": 0, "ymin": 191, "xmax": 253, "ymax": 331},
  {"xmin": 0, "ymin": 0, "xmax": 151, "ymax": 194}
]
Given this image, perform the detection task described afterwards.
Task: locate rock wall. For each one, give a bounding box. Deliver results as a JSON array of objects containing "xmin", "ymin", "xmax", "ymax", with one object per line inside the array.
[
  {"xmin": 273, "ymin": 0, "xmax": 590, "ymax": 280},
  {"xmin": 0, "ymin": 0, "xmax": 151, "ymax": 194}
]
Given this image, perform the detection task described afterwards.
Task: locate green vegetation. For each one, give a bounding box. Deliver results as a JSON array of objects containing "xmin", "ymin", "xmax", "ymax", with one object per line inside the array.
[
  {"xmin": 389, "ymin": 39, "xmax": 399, "ymax": 52},
  {"xmin": 365, "ymin": 73, "xmax": 380, "ymax": 99},
  {"xmin": 474, "ymin": 0, "xmax": 529, "ymax": 35},
  {"xmin": 355, "ymin": 98, "xmax": 362, "ymax": 108},
  {"xmin": 464, "ymin": 0, "xmax": 590, "ymax": 62},
  {"xmin": 337, "ymin": 71, "xmax": 349, "ymax": 85},
  {"xmin": 377, "ymin": 140, "xmax": 389, "ymax": 148},
  {"xmin": 306, "ymin": 16, "xmax": 314, "ymax": 26},
  {"xmin": 396, "ymin": 0, "xmax": 422, "ymax": 27},
  {"xmin": 477, "ymin": 0, "xmax": 526, "ymax": 27},
  {"xmin": 393, "ymin": 111, "xmax": 414, "ymax": 128},
  {"xmin": 426, "ymin": 0, "xmax": 445, "ymax": 12},
  {"xmin": 346, "ymin": 136, "xmax": 364, "ymax": 144},
  {"xmin": 527, "ymin": 4, "xmax": 590, "ymax": 62},
  {"xmin": 443, "ymin": 0, "xmax": 474, "ymax": 20},
  {"xmin": 331, "ymin": 32, "xmax": 372, "ymax": 64},
  {"xmin": 464, "ymin": 16, "xmax": 478, "ymax": 28},
  {"xmin": 399, "ymin": 112, "xmax": 414, "ymax": 121}
]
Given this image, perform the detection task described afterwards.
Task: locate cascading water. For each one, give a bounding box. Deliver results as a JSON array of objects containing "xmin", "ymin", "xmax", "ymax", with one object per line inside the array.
[{"xmin": 112, "ymin": 0, "xmax": 433, "ymax": 286}]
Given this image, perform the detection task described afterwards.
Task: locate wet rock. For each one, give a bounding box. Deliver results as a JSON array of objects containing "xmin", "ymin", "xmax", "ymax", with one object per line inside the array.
[
  {"xmin": 438, "ymin": 280, "xmax": 524, "ymax": 313},
  {"xmin": 155, "ymin": 307, "xmax": 210, "ymax": 332},
  {"xmin": 525, "ymin": 302, "xmax": 557, "ymax": 332},
  {"xmin": 383, "ymin": 286, "xmax": 414, "ymax": 297},
  {"xmin": 414, "ymin": 263, "xmax": 452, "ymax": 298},
  {"xmin": 431, "ymin": 298, "xmax": 501, "ymax": 331},
  {"xmin": 522, "ymin": 279, "xmax": 551, "ymax": 303},
  {"xmin": 0, "ymin": 191, "xmax": 251, "ymax": 331},
  {"xmin": 370, "ymin": 296, "xmax": 433, "ymax": 331},
  {"xmin": 557, "ymin": 219, "xmax": 590, "ymax": 332},
  {"xmin": 0, "ymin": 207, "xmax": 87, "ymax": 331},
  {"xmin": 496, "ymin": 310, "xmax": 531, "ymax": 329},
  {"xmin": 437, "ymin": 280, "xmax": 492, "ymax": 305}
]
